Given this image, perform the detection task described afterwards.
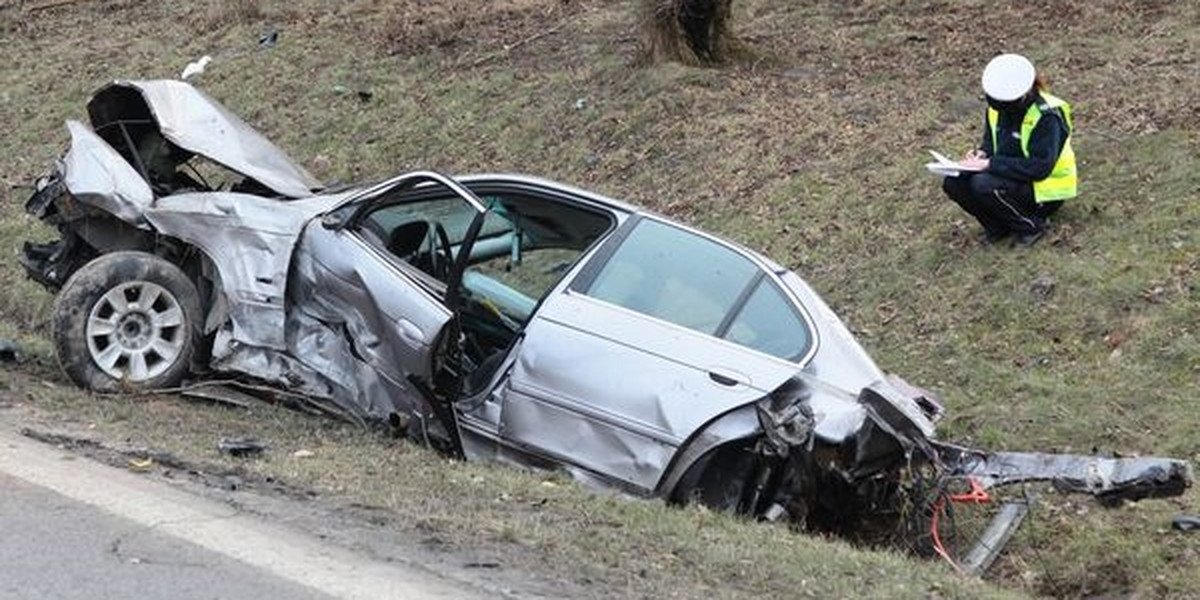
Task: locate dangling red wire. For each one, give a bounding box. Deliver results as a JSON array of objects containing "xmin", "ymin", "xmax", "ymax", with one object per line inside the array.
[{"xmin": 930, "ymin": 494, "xmax": 963, "ymax": 574}]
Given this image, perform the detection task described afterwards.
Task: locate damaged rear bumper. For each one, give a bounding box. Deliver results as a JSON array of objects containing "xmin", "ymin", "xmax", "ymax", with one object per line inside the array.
[{"xmin": 937, "ymin": 442, "xmax": 1193, "ymax": 504}]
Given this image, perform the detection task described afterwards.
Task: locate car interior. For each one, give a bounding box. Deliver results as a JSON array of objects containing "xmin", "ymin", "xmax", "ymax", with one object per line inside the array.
[{"xmin": 354, "ymin": 188, "xmax": 615, "ymax": 391}]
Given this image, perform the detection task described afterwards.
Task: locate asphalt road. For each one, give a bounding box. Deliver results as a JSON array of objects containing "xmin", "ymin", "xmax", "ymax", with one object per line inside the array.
[{"xmin": 0, "ymin": 428, "xmax": 487, "ymax": 600}]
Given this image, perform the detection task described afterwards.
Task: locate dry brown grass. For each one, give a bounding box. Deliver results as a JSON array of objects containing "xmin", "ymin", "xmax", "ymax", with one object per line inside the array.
[{"xmin": 197, "ymin": 0, "xmax": 267, "ymax": 28}]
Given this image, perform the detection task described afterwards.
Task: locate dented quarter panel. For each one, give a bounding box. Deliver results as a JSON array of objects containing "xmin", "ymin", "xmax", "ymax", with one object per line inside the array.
[{"xmin": 653, "ymin": 403, "xmax": 761, "ymax": 495}]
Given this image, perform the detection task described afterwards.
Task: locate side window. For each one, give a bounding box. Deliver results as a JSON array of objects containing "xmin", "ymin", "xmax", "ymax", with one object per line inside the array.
[
  {"xmin": 584, "ymin": 219, "xmax": 757, "ymax": 335},
  {"xmin": 581, "ymin": 218, "xmax": 812, "ymax": 361},
  {"xmin": 353, "ymin": 195, "xmax": 480, "ymax": 282},
  {"xmin": 456, "ymin": 193, "xmax": 613, "ymax": 368},
  {"xmin": 723, "ymin": 279, "xmax": 811, "ymax": 361}
]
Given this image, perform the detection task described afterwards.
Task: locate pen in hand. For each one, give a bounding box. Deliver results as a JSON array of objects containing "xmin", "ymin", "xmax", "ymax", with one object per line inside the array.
[{"xmin": 959, "ymin": 148, "xmax": 989, "ymax": 171}]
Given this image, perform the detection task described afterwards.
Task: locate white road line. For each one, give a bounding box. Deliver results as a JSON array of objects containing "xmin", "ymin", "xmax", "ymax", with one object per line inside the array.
[{"xmin": 0, "ymin": 428, "xmax": 485, "ymax": 600}]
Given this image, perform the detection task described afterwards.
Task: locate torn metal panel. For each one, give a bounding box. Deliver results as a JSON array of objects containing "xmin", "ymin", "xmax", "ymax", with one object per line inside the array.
[
  {"xmin": 939, "ymin": 442, "xmax": 1194, "ymax": 503},
  {"xmin": 60, "ymin": 120, "xmax": 155, "ymax": 226},
  {"xmin": 961, "ymin": 499, "xmax": 1033, "ymax": 575},
  {"xmin": 144, "ymin": 191, "xmax": 348, "ymax": 350},
  {"xmin": 291, "ymin": 218, "xmax": 453, "ymax": 388},
  {"xmin": 280, "ymin": 250, "xmax": 439, "ymax": 425},
  {"xmin": 88, "ymin": 80, "xmax": 322, "ymax": 198},
  {"xmin": 857, "ymin": 380, "xmax": 937, "ymax": 453},
  {"xmin": 180, "ymin": 383, "xmax": 257, "ymax": 408}
]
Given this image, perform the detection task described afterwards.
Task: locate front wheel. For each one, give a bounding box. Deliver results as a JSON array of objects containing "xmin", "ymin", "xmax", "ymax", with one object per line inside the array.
[{"xmin": 52, "ymin": 251, "xmax": 202, "ymax": 391}]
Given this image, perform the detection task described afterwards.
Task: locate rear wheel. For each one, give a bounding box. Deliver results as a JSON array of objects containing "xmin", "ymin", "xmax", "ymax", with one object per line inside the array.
[{"xmin": 52, "ymin": 251, "xmax": 202, "ymax": 391}]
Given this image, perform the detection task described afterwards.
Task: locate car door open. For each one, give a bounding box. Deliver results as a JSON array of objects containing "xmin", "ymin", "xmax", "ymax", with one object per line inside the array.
[{"xmin": 291, "ymin": 171, "xmax": 488, "ymax": 446}]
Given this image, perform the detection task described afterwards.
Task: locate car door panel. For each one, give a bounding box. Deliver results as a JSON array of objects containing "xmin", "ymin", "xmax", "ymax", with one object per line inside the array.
[
  {"xmin": 502, "ymin": 291, "xmax": 800, "ymax": 492},
  {"xmin": 297, "ymin": 220, "xmax": 451, "ymax": 385}
]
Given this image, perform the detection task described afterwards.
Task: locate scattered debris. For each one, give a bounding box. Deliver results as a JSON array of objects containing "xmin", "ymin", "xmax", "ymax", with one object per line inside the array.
[
  {"xmin": 332, "ymin": 85, "xmax": 374, "ymax": 103},
  {"xmin": 1171, "ymin": 515, "xmax": 1200, "ymax": 532},
  {"xmin": 960, "ymin": 498, "xmax": 1034, "ymax": 575},
  {"xmin": 218, "ymin": 437, "xmax": 267, "ymax": 457},
  {"xmin": 293, "ymin": 449, "xmax": 315, "ymax": 459},
  {"xmin": 181, "ymin": 383, "xmax": 256, "ymax": 409},
  {"xmin": 181, "ymin": 55, "xmax": 212, "ymax": 80},
  {"xmin": 1030, "ymin": 274, "xmax": 1056, "ymax": 302},
  {"xmin": 310, "ymin": 154, "xmax": 331, "ymax": 174},
  {"xmin": 127, "ymin": 457, "xmax": 154, "ymax": 472},
  {"xmin": 0, "ymin": 338, "xmax": 20, "ymax": 363},
  {"xmin": 258, "ymin": 31, "xmax": 279, "ymax": 48},
  {"xmin": 464, "ymin": 561, "xmax": 501, "ymax": 569}
]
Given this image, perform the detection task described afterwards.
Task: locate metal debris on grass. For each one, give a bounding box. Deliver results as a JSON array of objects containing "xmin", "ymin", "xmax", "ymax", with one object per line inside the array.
[{"xmin": 218, "ymin": 437, "xmax": 267, "ymax": 457}]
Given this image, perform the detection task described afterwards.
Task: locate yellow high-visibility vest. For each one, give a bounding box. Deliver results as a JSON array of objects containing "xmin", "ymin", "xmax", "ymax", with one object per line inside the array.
[{"xmin": 988, "ymin": 92, "xmax": 1077, "ymax": 202}]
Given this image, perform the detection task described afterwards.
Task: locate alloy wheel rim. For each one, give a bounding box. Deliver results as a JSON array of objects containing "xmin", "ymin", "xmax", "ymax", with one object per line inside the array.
[{"xmin": 85, "ymin": 281, "xmax": 185, "ymax": 381}]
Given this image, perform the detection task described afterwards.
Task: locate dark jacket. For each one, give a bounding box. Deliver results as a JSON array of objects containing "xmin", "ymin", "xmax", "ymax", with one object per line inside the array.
[{"xmin": 979, "ymin": 92, "xmax": 1069, "ymax": 183}]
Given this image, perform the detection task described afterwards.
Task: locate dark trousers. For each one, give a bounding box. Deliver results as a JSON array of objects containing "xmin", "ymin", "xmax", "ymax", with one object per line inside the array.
[{"xmin": 942, "ymin": 172, "xmax": 1062, "ymax": 236}]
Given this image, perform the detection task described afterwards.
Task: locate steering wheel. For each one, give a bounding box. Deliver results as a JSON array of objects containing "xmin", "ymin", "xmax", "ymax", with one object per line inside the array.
[{"xmin": 429, "ymin": 221, "xmax": 454, "ymax": 281}]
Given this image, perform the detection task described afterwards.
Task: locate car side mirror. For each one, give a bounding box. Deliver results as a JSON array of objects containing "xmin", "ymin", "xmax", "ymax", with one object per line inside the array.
[{"xmin": 321, "ymin": 213, "xmax": 345, "ymax": 229}]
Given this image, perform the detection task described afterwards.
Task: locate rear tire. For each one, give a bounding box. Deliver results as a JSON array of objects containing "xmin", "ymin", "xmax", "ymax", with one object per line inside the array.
[{"xmin": 52, "ymin": 251, "xmax": 202, "ymax": 392}]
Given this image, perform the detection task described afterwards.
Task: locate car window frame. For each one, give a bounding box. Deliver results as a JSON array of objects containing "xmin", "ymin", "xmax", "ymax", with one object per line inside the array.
[
  {"xmin": 569, "ymin": 214, "xmax": 819, "ymax": 365},
  {"xmin": 323, "ymin": 171, "xmax": 489, "ymax": 313}
]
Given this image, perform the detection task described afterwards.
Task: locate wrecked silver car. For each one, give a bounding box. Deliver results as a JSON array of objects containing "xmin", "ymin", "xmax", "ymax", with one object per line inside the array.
[{"xmin": 21, "ymin": 80, "xmax": 1192, "ymax": 569}]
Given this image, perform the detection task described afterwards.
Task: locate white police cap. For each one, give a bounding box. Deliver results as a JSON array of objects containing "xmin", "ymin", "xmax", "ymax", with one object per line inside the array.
[{"xmin": 981, "ymin": 54, "xmax": 1035, "ymax": 101}]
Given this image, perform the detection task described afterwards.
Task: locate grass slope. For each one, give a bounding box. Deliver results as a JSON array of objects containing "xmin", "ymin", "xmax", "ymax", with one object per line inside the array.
[{"xmin": 0, "ymin": 0, "xmax": 1196, "ymax": 597}]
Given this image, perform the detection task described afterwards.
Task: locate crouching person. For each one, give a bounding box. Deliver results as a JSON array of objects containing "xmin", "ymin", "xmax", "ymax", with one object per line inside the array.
[{"xmin": 944, "ymin": 53, "xmax": 1077, "ymax": 247}]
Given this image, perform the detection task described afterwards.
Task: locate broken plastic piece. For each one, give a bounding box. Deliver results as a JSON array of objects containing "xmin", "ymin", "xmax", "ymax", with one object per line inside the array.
[
  {"xmin": 127, "ymin": 457, "xmax": 155, "ymax": 471},
  {"xmin": 961, "ymin": 498, "xmax": 1034, "ymax": 575},
  {"xmin": 0, "ymin": 339, "xmax": 20, "ymax": 363},
  {"xmin": 217, "ymin": 437, "xmax": 266, "ymax": 457},
  {"xmin": 1171, "ymin": 515, "xmax": 1200, "ymax": 532},
  {"xmin": 181, "ymin": 55, "xmax": 212, "ymax": 80}
]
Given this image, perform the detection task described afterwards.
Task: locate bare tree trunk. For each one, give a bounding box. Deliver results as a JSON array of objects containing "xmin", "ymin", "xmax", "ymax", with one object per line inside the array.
[{"xmin": 640, "ymin": 0, "xmax": 736, "ymax": 66}]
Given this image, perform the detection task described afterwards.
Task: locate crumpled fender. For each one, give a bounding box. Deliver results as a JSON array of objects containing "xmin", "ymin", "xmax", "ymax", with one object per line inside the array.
[{"xmin": 59, "ymin": 120, "xmax": 154, "ymax": 228}]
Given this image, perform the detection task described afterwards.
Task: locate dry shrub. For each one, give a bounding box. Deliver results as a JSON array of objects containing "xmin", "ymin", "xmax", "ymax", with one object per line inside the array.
[{"xmin": 639, "ymin": 0, "xmax": 737, "ymax": 66}]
